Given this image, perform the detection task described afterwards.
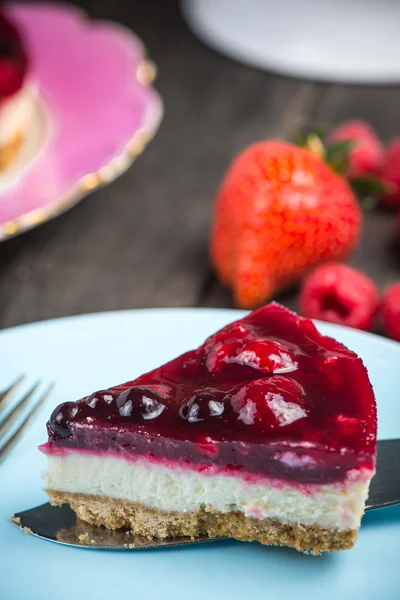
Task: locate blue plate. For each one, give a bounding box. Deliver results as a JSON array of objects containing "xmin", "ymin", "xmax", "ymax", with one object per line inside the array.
[{"xmin": 0, "ymin": 309, "xmax": 399, "ymax": 600}]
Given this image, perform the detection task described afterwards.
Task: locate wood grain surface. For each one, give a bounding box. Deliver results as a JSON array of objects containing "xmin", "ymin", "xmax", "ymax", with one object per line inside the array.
[{"xmin": 0, "ymin": 0, "xmax": 399, "ymax": 329}]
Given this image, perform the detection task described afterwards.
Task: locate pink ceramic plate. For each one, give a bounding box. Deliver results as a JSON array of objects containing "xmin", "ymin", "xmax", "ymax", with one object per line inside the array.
[{"xmin": 0, "ymin": 3, "xmax": 163, "ymax": 240}]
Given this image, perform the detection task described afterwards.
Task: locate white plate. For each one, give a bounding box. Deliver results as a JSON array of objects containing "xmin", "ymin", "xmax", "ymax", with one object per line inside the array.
[{"xmin": 183, "ymin": 0, "xmax": 400, "ymax": 84}]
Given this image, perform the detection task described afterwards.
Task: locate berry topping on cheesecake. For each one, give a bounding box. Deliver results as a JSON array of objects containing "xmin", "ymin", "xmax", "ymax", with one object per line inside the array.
[
  {"xmin": 0, "ymin": 9, "xmax": 34, "ymax": 170},
  {"xmin": 0, "ymin": 11, "xmax": 28, "ymax": 99}
]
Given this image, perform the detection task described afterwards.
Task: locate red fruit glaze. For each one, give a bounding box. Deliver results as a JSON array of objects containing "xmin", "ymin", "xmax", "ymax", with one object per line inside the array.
[
  {"xmin": 299, "ymin": 263, "xmax": 380, "ymax": 331},
  {"xmin": 43, "ymin": 303, "xmax": 377, "ymax": 484},
  {"xmin": 380, "ymin": 138, "xmax": 400, "ymax": 206},
  {"xmin": 0, "ymin": 11, "xmax": 28, "ymax": 99},
  {"xmin": 210, "ymin": 141, "xmax": 361, "ymax": 309},
  {"xmin": 381, "ymin": 283, "xmax": 400, "ymax": 341},
  {"xmin": 329, "ymin": 120, "xmax": 384, "ymax": 178}
]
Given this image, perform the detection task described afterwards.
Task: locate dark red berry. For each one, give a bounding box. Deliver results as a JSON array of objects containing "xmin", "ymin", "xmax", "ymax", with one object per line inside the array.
[
  {"xmin": 179, "ymin": 389, "xmax": 226, "ymax": 424},
  {"xmin": 48, "ymin": 401, "xmax": 80, "ymax": 439},
  {"xmin": 116, "ymin": 386, "xmax": 167, "ymax": 421},
  {"xmin": 85, "ymin": 390, "xmax": 118, "ymax": 410},
  {"xmin": 299, "ymin": 263, "xmax": 380, "ymax": 331}
]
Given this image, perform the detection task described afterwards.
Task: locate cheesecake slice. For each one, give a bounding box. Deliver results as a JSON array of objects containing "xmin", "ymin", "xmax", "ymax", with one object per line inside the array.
[{"xmin": 40, "ymin": 303, "xmax": 377, "ymax": 554}]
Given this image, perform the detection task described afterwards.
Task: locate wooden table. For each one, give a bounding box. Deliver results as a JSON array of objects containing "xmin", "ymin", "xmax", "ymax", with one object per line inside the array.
[{"xmin": 1, "ymin": 0, "xmax": 399, "ymax": 330}]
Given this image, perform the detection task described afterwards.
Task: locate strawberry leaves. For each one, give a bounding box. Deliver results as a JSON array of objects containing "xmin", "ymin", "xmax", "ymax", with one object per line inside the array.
[
  {"xmin": 350, "ymin": 176, "xmax": 391, "ymax": 209},
  {"xmin": 324, "ymin": 140, "xmax": 354, "ymax": 174}
]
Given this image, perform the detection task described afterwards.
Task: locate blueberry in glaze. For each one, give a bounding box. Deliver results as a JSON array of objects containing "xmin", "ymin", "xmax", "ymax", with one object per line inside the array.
[
  {"xmin": 49, "ymin": 402, "xmax": 80, "ymax": 439},
  {"xmin": 116, "ymin": 386, "xmax": 167, "ymax": 421},
  {"xmin": 48, "ymin": 391, "xmax": 121, "ymax": 438},
  {"xmin": 179, "ymin": 389, "xmax": 227, "ymax": 424},
  {"xmin": 79, "ymin": 390, "xmax": 119, "ymax": 423},
  {"xmin": 85, "ymin": 390, "xmax": 118, "ymax": 410}
]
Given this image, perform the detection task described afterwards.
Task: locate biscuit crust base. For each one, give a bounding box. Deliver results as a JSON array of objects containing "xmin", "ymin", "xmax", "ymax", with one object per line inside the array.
[{"xmin": 47, "ymin": 490, "xmax": 358, "ymax": 554}]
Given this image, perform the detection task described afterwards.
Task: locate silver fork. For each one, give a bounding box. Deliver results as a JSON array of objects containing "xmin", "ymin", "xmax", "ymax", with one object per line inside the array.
[{"xmin": 0, "ymin": 377, "xmax": 53, "ymax": 464}]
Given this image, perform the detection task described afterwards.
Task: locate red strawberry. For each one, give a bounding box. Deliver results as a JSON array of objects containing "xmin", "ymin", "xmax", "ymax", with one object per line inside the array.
[
  {"xmin": 299, "ymin": 263, "xmax": 380, "ymax": 331},
  {"xmin": 381, "ymin": 283, "xmax": 400, "ymax": 340},
  {"xmin": 210, "ymin": 141, "xmax": 362, "ymax": 309},
  {"xmin": 329, "ymin": 120, "xmax": 384, "ymax": 178},
  {"xmin": 379, "ymin": 138, "xmax": 400, "ymax": 206}
]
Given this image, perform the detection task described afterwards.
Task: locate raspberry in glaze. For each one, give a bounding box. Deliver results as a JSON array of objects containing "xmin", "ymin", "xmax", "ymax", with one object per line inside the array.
[{"xmin": 43, "ymin": 303, "xmax": 377, "ymax": 484}]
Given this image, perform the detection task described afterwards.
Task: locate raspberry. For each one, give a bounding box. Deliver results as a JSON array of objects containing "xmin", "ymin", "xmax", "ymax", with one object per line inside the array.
[
  {"xmin": 299, "ymin": 263, "xmax": 380, "ymax": 331},
  {"xmin": 231, "ymin": 377, "xmax": 307, "ymax": 433},
  {"xmin": 380, "ymin": 138, "xmax": 400, "ymax": 206},
  {"xmin": 205, "ymin": 340, "xmax": 242, "ymax": 374},
  {"xmin": 329, "ymin": 120, "xmax": 384, "ymax": 178},
  {"xmin": 205, "ymin": 338, "xmax": 296, "ymax": 375},
  {"xmin": 381, "ymin": 283, "xmax": 400, "ymax": 341},
  {"xmin": 204, "ymin": 323, "xmax": 250, "ymax": 351},
  {"xmin": 232, "ymin": 340, "xmax": 296, "ymax": 373}
]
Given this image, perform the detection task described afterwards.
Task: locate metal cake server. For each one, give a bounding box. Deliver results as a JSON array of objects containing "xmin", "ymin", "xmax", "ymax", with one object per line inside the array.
[{"xmin": 11, "ymin": 439, "xmax": 400, "ymax": 550}]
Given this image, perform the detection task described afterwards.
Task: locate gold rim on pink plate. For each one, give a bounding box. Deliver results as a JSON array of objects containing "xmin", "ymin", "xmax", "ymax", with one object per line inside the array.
[{"xmin": 0, "ymin": 4, "xmax": 163, "ymax": 241}]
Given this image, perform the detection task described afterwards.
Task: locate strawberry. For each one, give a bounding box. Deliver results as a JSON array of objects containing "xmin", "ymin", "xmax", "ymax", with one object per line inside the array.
[
  {"xmin": 329, "ymin": 120, "xmax": 384, "ymax": 178},
  {"xmin": 210, "ymin": 141, "xmax": 362, "ymax": 309},
  {"xmin": 379, "ymin": 138, "xmax": 400, "ymax": 207}
]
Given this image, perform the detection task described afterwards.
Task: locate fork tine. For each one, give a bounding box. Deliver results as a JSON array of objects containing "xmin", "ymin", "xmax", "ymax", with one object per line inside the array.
[
  {"xmin": 0, "ymin": 384, "xmax": 53, "ymax": 465},
  {"xmin": 0, "ymin": 375, "xmax": 24, "ymax": 410},
  {"xmin": 0, "ymin": 381, "xmax": 40, "ymax": 438}
]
